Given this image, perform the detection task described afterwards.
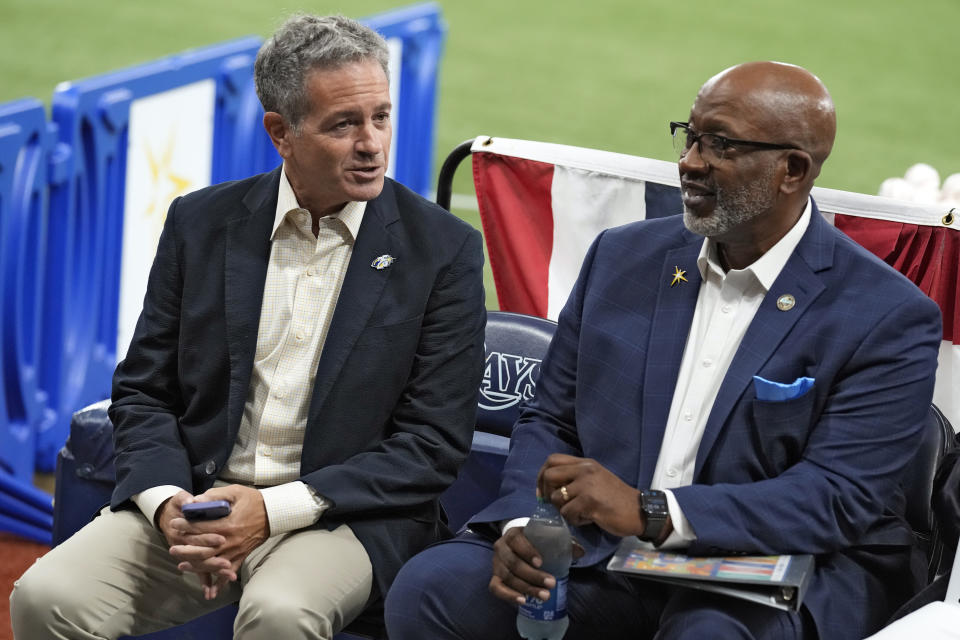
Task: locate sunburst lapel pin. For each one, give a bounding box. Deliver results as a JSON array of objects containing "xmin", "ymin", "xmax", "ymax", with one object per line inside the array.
[
  {"xmin": 670, "ymin": 266, "xmax": 688, "ymax": 287},
  {"xmin": 370, "ymin": 254, "xmax": 396, "ymax": 270}
]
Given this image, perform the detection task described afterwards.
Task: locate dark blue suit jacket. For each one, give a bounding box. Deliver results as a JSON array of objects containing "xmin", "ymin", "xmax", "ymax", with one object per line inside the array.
[
  {"xmin": 109, "ymin": 168, "xmax": 486, "ymax": 595},
  {"xmin": 473, "ymin": 201, "xmax": 942, "ymax": 638}
]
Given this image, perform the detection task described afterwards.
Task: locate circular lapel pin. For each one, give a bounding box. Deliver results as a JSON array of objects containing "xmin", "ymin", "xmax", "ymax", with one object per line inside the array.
[{"xmin": 776, "ymin": 294, "xmax": 796, "ymax": 311}]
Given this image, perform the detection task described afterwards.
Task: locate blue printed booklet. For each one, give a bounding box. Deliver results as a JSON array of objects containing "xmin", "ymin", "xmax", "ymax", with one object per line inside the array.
[{"xmin": 606, "ymin": 537, "xmax": 814, "ymax": 611}]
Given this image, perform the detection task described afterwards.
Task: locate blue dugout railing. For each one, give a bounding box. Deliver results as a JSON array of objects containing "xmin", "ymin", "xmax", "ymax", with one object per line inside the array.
[
  {"xmin": 0, "ymin": 3, "xmax": 446, "ymax": 542},
  {"xmin": 0, "ymin": 99, "xmax": 55, "ymax": 482},
  {"xmin": 40, "ymin": 36, "xmax": 269, "ymax": 476},
  {"xmin": 367, "ymin": 3, "xmax": 447, "ymax": 198}
]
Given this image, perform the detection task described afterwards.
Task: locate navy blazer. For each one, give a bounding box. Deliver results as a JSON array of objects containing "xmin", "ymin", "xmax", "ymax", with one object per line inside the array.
[
  {"xmin": 473, "ymin": 202, "xmax": 942, "ymax": 639},
  {"xmin": 110, "ymin": 168, "xmax": 487, "ymax": 595}
]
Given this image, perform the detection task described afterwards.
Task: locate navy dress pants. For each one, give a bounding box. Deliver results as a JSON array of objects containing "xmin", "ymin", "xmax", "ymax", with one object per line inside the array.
[{"xmin": 385, "ymin": 532, "xmax": 813, "ymax": 640}]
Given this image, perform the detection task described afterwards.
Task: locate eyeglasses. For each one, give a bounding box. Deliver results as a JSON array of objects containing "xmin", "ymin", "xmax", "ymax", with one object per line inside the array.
[{"xmin": 670, "ymin": 121, "xmax": 801, "ymax": 164}]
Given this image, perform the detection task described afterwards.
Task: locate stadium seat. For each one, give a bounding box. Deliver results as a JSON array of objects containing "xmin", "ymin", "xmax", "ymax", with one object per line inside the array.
[
  {"xmin": 51, "ymin": 400, "xmax": 113, "ymax": 547},
  {"xmin": 439, "ymin": 310, "xmax": 557, "ymax": 531},
  {"xmin": 50, "ymin": 310, "xmax": 557, "ymax": 639}
]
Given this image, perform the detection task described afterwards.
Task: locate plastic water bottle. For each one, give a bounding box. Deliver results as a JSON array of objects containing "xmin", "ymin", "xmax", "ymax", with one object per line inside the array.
[{"xmin": 516, "ymin": 497, "xmax": 572, "ymax": 640}]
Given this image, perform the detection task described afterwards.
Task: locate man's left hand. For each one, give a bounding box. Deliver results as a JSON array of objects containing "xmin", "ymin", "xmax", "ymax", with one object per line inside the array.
[
  {"xmin": 168, "ymin": 484, "xmax": 270, "ymax": 599},
  {"xmin": 537, "ymin": 453, "xmax": 645, "ymax": 537}
]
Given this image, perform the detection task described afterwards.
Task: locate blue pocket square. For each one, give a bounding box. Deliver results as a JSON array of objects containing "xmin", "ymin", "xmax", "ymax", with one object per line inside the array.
[{"xmin": 753, "ymin": 375, "xmax": 814, "ymax": 402}]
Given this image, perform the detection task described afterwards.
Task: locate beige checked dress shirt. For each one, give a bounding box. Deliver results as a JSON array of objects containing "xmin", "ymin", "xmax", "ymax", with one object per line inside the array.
[{"xmin": 134, "ymin": 167, "xmax": 366, "ymax": 535}]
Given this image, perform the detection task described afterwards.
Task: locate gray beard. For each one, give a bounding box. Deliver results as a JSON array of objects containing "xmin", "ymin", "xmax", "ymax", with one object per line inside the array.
[{"xmin": 683, "ymin": 164, "xmax": 776, "ymax": 237}]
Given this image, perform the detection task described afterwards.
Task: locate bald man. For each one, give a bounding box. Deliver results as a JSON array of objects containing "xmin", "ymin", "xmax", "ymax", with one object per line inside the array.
[{"xmin": 384, "ymin": 62, "xmax": 942, "ymax": 639}]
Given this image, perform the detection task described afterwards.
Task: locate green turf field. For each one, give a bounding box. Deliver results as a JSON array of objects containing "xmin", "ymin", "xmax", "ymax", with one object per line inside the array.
[{"xmin": 2, "ymin": 0, "xmax": 957, "ymax": 306}]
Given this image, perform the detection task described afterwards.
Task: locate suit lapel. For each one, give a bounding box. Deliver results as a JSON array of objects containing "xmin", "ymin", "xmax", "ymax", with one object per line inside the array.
[
  {"xmin": 638, "ymin": 237, "xmax": 703, "ymax": 487},
  {"xmin": 224, "ymin": 168, "xmax": 279, "ymax": 436},
  {"xmin": 307, "ymin": 181, "xmax": 400, "ymax": 421},
  {"xmin": 694, "ymin": 203, "xmax": 834, "ymax": 477}
]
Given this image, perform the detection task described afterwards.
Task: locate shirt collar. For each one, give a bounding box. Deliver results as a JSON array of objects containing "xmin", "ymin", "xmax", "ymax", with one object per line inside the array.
[
  {"xmin": 272, "ymin": 164, "xmax": 366, "ymax": 241},
  {"xmin": 696, "ymin": 198, "xmax": 813, "ymax": 291}
]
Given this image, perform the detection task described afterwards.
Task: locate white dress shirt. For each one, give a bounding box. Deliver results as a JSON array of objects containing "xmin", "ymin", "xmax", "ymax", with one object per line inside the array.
[
  {"xmin": 504, "ymin": 201, "xmax": 813, "ymax": 542},
  {"xmin": 134, "ymin": 166, "xmax": 365, "ymax": 535},
  {"xmin": 654, "ymin": 200, "xmax": 812, "ymax": 547}
]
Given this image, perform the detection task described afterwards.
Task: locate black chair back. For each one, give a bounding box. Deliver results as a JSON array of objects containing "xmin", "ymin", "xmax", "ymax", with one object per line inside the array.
[
  {"xmin": 902, "ymin": 404, "xmax": 956, "ymax": 583},
  {"xmin": 439, "ymin": 311, "xmax": 557, "ymax": 531}
]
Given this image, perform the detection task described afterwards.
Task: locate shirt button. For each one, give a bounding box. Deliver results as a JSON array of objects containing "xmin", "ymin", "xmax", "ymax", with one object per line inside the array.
[
  {"xmin": 306, "ymin": 267, "xmax": 314, "ymax": 277},
  {"xmin": 702, "ymin": 359, "xmax": 713, "ymax": 368},
  {"xmin": 666, "ymin": 467, "xmax": 678, "ymax": 478},
  {"xmin": 295, "ymin": 331, "xmax": 305, "ymax": 341},
  {"xmin": 204, "ymin": 460, "xmax": 217, "ymax": 475},
  {"xmin": 273, "ymin": 388, "xmax": 284, "ymax": 399},
  {"xmin": 261, "ymin": 445, "xmax": 273, "ymax": 457},
  {"xmin": 721, "ymin": 304, "xmax": 731, "ymax": 313},
  {"xmin": 683, "ymin": 411, "xmax": 693, "ymax": 421}
]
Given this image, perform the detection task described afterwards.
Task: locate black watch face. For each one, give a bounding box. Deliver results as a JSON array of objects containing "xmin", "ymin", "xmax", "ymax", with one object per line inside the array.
[
  {"xmin": 642, "ymin": 491, "xmax": 668, "ymax": 516},
  {"xmin": 641, "ymin": 491, "xmax": 668, "ymax": 542}
]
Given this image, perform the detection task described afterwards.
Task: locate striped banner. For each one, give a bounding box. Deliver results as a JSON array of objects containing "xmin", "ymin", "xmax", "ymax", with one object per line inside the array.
[{"xmin": 471, "ymin": 136, "xmax": 959, "ymax": 429}]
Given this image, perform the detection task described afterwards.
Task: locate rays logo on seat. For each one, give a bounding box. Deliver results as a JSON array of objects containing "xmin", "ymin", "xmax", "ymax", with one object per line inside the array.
[{"xmin": 479, "ymin": 351, "xmax": 542, "ymax": 411}]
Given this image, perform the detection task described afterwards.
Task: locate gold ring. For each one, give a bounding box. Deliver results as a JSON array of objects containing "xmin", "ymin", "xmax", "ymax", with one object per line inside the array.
[{"xmin": 560, "ymin": 486, "xmax": 570, "ymax": 502}]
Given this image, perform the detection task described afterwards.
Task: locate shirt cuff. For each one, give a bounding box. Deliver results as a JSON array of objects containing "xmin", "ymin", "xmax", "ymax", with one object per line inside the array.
[
  {"xmin": 259, "ymin": 481, "xmax": 329, "ymax": 536},
  {"xmin": 657, "ymin": 489, "xmax": 696, "ymax": 549},
  {"xmin": 132, "ymin": 485, "xmax": 183, "ymax": 527},
  {"xmin": 499, "ymin": 494, "xmax": 694, "ymax": 545},
  {"xmin": 501, "ymin": 517, "xmax": 530, "ymax": 534}
]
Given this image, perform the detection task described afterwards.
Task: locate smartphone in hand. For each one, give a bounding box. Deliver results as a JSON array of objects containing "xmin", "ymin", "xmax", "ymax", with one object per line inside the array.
[{"xmin": 182, "ymin": 500, "xmax": 231, "ymax": 521}]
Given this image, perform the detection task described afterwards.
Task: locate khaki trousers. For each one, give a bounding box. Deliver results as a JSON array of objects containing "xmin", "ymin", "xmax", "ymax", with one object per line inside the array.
[{"xmin": 10, "ymin": 507, "xmax": 372, "ymax": 639}]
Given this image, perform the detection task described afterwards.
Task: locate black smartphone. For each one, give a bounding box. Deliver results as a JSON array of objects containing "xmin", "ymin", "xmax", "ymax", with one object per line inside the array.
[{"xmin": 182, "ymin": 500, "xmax": 231, "ymax": 521}]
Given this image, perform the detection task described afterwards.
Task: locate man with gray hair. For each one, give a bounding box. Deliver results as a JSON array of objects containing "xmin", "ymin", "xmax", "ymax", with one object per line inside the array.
[{"xmin": 11, "ymin": 13, "xmax": 485, "ymax": 639}]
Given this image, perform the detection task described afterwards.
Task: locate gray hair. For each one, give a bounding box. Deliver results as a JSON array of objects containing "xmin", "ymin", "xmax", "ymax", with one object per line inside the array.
[{"xmin": 255, "ymin": 14, "xmax": 390, "ymax": 132}]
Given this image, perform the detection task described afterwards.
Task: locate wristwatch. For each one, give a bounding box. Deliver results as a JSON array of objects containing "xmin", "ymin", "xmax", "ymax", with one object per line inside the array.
[{"xmin": 639, "ymin": 489, "xmax": 670, "ymax": 545}]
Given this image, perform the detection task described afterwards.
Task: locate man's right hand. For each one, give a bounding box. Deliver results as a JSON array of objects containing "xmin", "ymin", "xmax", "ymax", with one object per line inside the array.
[
  {"xmin": 157, "ymin": 491, "xmax": 227, "ymax": 551},
  {"xmin": 489, "ymin": 527, "xmax": 559, "ymax": 605}
]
